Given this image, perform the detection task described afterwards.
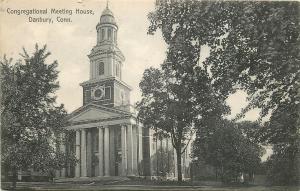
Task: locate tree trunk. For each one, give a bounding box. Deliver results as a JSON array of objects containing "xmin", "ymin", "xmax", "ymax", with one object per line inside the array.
[
  {"xmin": 12, "ymin": 169, "xmax": 17, "ymax": 190},
  {"xmin": 156, "ymin": 138, "xmax": 158, "ymax": 175},
  {"xmin": 176, "ymin": 148, "xmax": 182, "ymax": 182}
]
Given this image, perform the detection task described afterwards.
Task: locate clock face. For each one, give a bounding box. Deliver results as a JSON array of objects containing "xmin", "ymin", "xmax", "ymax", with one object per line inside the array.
[
  {"xmin": 92, "ymin": 86, "xmax": 105, "ymax": 100},
  {"xmin": 94, "ymin": 89, "xmax": 103, "ymax": 97}
]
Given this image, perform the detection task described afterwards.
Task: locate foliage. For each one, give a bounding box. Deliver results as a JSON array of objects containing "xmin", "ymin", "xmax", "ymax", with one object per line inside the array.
[
  {"xmin": 137, "ymin": 63, "xmax": 228, "ymax": 182},
  {"xmin": 148, "ymin": 0, "xmax": 299, "ymax": 185},
  {"xmin": 193, "ymin": 119, "xmax": 264, "ymax": 183},
  {"xmin": 142, "ymin": 0, "xmax": 233, "ymax": 182},
  {"xmin": 149, "ymin": 0, "xmax": 300, "ymax": 116},
  {"xmin": 151, "ymin": 147, "xmax": 174, "ymax": 177},
  {"xmin": 1, "ymin": 45, "xmax": 76, "ymax": 186},
  {"xmin": 137, "ymin": 67, "xmax": 194, "ymax": 181},
  {"xmin": 263, "ymin": 102, "xmax": 300, "ymax": 185}
]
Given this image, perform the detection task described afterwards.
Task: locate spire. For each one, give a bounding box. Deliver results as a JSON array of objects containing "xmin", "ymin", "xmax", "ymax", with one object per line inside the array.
[{"xmin": 99, "ymin": 0, "xmax": 116, "ymax": 26}]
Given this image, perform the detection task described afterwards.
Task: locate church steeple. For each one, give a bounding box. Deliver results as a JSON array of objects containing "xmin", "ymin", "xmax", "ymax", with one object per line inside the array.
[
  {"xmin": 88, "ymin": 4, "xmax": 124, "ymax": 81},
  {"xmin": 80, "ymin": 4, "xmax": 131, "ymax": 108}
]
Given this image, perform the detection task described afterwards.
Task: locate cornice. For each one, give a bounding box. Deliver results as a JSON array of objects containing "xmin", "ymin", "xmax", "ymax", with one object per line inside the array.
[{"xmin": 80, "ymin": 77, "xmax": 132, "ymax": 90}]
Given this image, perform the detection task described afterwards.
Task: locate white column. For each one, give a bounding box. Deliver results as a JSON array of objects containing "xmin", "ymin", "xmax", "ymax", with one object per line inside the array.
[
  {"xmin": 132, "ymin": 126, "xmax": 138, "ymax": 175},
  {"xmin": 104, "ymin": 126, "xmax": 110, "ymax": 176},
  {"xmin": 127, "ymin": 124, "xmax": 134, "ymax": 176},
  {"xmin": 18, "ymin": 171, "xmax": 22, "ymax": 181},
  {"xmin": 121, "ymin": 125, "xmax": 127, "ymax": 176},
  {"xmin": 98, "ymin": 127, "xmax": 104, "ymax": 176},
  {"xmin": 81, "ymin": 129, "xmax": 87, "ymax": 177},
  {"xmin": 166, "ymin": 137, "xmax": 169, "ymax": 175},
  {"xmin": 138, "ymin": 125, "xmax": 143, "ymax": 175},
  {"xmin": 86, "ymin": 130, "xmax": 92, "ymax": 177},
  {"xmin": 75, "ymin": 130, "xmax": 81, "ymax": 177},
  {"xmin": 60, "ymin": 139, "xmax": 66, "ymax": 178}
]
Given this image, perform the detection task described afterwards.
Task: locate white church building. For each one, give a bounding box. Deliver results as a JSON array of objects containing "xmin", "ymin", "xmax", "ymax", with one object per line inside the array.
[{"xmin": 56, "ymin": 5, "xmax": 192, "ymax": 179}]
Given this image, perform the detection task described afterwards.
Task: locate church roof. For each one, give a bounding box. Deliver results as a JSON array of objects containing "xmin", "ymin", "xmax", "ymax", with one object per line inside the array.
[
  {"xmin": 64, "ymin": 103, "xmax": 135, "ymax": 128},
  {"xmin": 67, "ymin": 103, "xmax": 132, "ymax": 120}
]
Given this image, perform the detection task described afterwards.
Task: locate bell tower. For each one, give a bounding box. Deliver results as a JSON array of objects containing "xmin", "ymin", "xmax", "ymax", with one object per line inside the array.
[{"xmin": 80, "ymin": 4, "xmax": 132, "ymax": 109}]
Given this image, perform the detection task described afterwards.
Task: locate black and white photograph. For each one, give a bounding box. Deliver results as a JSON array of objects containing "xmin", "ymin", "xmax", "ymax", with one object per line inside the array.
[{"xmin": 0, "ymin": 0, "xmax": 299, "ymax": 190}]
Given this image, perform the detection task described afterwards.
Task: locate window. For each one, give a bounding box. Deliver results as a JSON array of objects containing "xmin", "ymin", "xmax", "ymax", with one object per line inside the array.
[
  {"xmin": 115, "ymin": 63, "xmax": 120, "ymax": 78},
  {"xmin": 108, "ymin": 28, "xmax": 112, "ymax": 40},
  {"xmin": 84, "ymin": 90, "xmax": 91, "ymax": 104},
  {"xmin": 114, "ymin": 30, "xmax": 117, "ymax": 42},
  {"xmin": 98, "ymin": 62, "xmax": 104, "ymax": 75},
  {"xmin": 101, "ymin": 29, "xmax": 105, "ymax": 40},
  {"xmin": 105, "ymin": 87, "xmax": 111, "ymax": 99}
]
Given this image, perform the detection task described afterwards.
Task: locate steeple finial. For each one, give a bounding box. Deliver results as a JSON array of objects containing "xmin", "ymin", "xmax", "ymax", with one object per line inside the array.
[{"xmin": 106, "ymin": 0, "xmax": 109, "ymax": 8}]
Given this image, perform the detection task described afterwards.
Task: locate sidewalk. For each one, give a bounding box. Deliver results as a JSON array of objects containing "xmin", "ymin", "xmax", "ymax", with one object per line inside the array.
[{"xmin": 1, "ymin": 181, "xmax": 300, "ymax": 191}]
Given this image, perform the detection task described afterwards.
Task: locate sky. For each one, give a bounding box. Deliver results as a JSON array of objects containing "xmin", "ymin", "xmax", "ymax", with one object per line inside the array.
[{"xmin": 0, "ymin": 0, "xmax": 260, "ymax": 120}]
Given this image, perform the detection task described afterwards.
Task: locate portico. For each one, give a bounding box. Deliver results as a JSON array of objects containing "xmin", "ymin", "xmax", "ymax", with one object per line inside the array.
[{"xmin": 65, "ymin": 104, "xmax": 141, "ymax": 177}]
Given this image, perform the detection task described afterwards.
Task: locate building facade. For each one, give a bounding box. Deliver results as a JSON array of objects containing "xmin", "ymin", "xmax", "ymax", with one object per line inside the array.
[{"xmin": 56, "ymin": 6, "xmax": 191, "ymax": 179}]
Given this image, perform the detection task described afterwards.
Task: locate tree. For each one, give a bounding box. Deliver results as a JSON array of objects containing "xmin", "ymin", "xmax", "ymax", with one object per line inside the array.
[
  {"xmin": 1, "ymin": 45, "xmax": 76, "ymax": 189},
  {"xmin": 137, "ymin": 63, "xmax": 228, "ymax": 182},
  {"xmin": 193, "ymin": 119, "xmax": 264, "ymax": 183},
  {"xmin": 262, "ymin": 102, "xmax": 300, "ymax": 185},
  {"xmin": 148, "ymin": 0, "xmax": 299, "ymax": 185},
  {"xmin": 142, "ymin": 0, "xmax": 231, "ymax": 182},
  {"xmin": 149, "ymin": 0, "xmax": 299, "ymax": 115},
  {"xmin": 137, "ymin": 67, "xmax": 194, "ymax": 182}
]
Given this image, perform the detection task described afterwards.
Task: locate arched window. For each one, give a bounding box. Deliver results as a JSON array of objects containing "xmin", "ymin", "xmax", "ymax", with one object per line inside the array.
[
  {"xmin": 108, "ymin": 28, "xmax": 112, "ymax": 40},
  {"xmin": 101, "ymin": 29, "xmax": 105, "ymax": 40},
  {"xmin": 98, "ymin": 62, "xmax": 104, "ymax": 75}
]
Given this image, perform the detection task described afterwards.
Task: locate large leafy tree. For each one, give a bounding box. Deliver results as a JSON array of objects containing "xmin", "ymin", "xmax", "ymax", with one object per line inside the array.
[
  {"xmin": 262, "ymin": 101, "xmax": 300, "ymax": 185},
  {"xmin": 149, "ymin": 0, "xmax": 299, "ymax": 114},
  {"xmin": 1, "ymin": 45, "xmax": 74, "ymax": 188},
  {"xmin": 141, "ymin": 0, "xmax": 231, "ymax": 182},
  {"xmin": 137, "ymin": 67, "xmax": 196, "ymax": 182},
  {"xmin": 137, "ymin": 58, "xmax": 228, "ymax": 181},
  {"xmin": 193, "ymin": 120, "xmax": 264, "ymax": 183},
  {"xmin": 148, "ymin": 0, "xmax": 299, "ymax": 185}
]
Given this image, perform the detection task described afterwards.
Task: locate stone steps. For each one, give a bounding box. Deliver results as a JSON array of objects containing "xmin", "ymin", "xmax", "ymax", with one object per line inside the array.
[{"xmin": 55, "ymin": 176, "xmax": 130, "ymax": 183}]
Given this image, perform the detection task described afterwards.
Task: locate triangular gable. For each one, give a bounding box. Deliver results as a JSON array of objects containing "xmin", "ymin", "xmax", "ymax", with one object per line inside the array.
[{"xmin": 68, "ymin": 104, "xmax": 130, "ymax": 123}]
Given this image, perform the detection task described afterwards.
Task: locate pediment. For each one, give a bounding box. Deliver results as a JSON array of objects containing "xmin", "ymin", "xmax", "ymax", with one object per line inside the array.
[{"xmin": 68, "ymin": 106, "xmax": 123, "ymax": 123}]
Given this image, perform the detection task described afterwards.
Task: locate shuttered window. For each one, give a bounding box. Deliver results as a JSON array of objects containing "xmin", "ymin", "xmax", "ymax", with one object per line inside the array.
[{"xmin": 99, "ymin": 62, "xmax": 104, "ymax": 75}]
